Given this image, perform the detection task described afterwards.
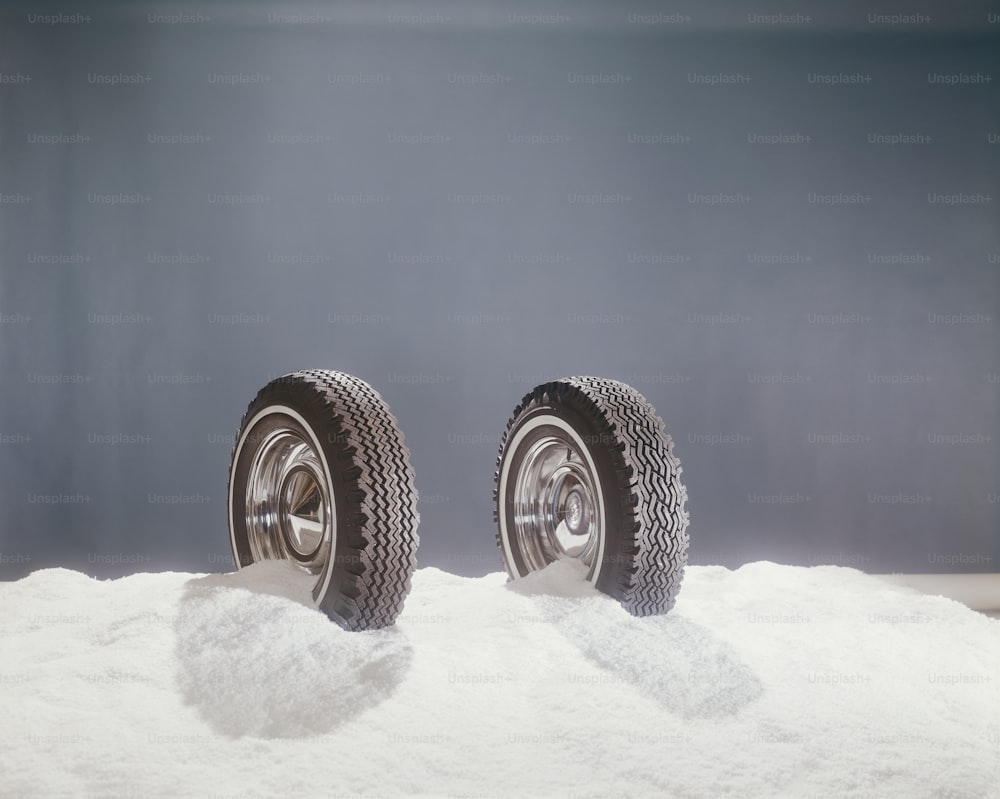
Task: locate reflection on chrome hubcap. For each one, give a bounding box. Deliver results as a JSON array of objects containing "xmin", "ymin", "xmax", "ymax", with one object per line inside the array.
[
  {"xmin": 514, "ymin": 434, "xmax": 601, "ymax": 571},
  {"xmin": 246, "ymin": 424, "xmax": 332, "ymax": 574},
  {"xmin": 279, "ymin": 467, "xmax": 325, "ymax": 558}
]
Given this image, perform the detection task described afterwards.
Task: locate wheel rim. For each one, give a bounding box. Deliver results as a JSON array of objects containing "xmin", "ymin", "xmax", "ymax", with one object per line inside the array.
[
  {"xmin": 512, "ymin": 433, "xmax": 602, "ymax": 572},
  {"xmin": 245, "ymin": 423, "xmax": 333, "ymax": 575}
]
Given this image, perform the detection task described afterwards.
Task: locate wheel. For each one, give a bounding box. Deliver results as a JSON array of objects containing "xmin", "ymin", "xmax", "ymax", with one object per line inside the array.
[
  {"xmin": 494, "ymin": 376, "xmax": 689, "ymax": 615},
  {"xmin": 228, "ymin": 369, "xmax": 419, "ymax": 630}
]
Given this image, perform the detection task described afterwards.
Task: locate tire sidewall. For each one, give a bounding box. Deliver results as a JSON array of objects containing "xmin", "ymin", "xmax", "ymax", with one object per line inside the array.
[
  {"xmin": 497, "ymin": 397, "xmax": 625, "ymax": 592},
  {"xmin": 229, "ymin": 387, "xmax": 346, "ymax": 607}
]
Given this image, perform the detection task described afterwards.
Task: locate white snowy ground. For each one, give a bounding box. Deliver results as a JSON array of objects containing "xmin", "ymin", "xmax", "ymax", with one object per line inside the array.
[{"xmin": 1, "ymin": 560, "xmax": 998, "ymax": 799}]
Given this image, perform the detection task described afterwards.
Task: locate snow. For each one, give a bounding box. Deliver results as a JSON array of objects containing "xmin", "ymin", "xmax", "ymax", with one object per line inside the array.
[{"xmin": 1, "ymin": 558, "xmax": 998, "ymax": 798}]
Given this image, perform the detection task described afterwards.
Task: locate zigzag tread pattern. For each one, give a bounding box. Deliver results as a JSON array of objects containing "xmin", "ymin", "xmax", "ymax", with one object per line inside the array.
[{"xmin": 562, "ymin": 376, "xmax": 689, "ymax": 616}]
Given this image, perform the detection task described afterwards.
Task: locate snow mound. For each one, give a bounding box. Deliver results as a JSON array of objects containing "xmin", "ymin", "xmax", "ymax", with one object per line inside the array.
[
  {"xmin": 175, "ymin": 561, "xmax": 412, "ymax": 737},
  {"xmin": 1, "ymin": 559, "xmax": 998, "ymax": 798}
]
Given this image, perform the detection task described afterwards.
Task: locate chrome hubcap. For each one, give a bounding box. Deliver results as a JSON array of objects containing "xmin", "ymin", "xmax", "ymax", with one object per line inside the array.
[
  {"xmin": 246, "ymin": 424, "xmax": 333, "ymax": 574},
  {"xmin": 513, "ymin": 434, "xmax": 601, "ymax": 571}
]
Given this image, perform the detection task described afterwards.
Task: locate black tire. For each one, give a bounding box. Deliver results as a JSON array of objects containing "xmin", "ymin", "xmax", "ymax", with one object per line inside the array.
[
  {"xmin": 494, "ymin": 376, "xmax": 689, "ymax": 615},
  {"xmin": 228, "ymin": 369, "xmax": 419, "ymax": 630}
]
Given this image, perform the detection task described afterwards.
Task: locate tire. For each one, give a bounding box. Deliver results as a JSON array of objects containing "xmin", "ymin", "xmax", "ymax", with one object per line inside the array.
[
  {"xmin": 228, "ymin": 369, "xmax": 419, "ymax": 630},
  {"xmin": 494, "ymin": 376, "xmax": 689, "ymax": 616}
]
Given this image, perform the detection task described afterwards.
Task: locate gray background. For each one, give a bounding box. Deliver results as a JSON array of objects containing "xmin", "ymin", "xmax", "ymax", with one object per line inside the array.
[{"xmin": 1, "ymin": 0, "xmax": 997, "ymax": 580}]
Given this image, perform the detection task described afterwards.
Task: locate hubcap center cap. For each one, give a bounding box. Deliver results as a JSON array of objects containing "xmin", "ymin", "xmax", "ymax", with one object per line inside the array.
[
  {"xmin": 280, "ymin": 466, "xmax": 325, "ymax": 558},
  {"xmin": 564, "ymin": 488, "xmax": 586, "ymax": 533}
]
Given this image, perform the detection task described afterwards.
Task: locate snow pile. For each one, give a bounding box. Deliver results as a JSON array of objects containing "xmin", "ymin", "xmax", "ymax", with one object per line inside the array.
[{"xmin": 1, "ymin": 558, "xmax": 998, "ymax": 798}]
